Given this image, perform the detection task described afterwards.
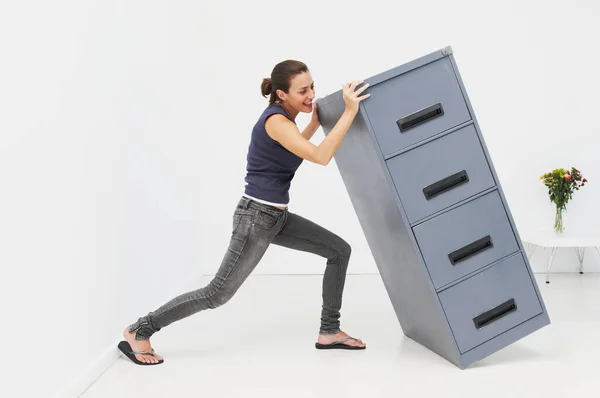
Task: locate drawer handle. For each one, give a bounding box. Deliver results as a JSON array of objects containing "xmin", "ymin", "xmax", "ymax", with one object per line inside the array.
[
  {"xmin": 448, "ymin": 235, "xmax": 493, "ymax": 265},
  {"xmin": 473, "ymin": 299, "xmax": 517, "ymax": 329},
  {"xmin": 422, "ymin": 170, "xmax": 469, "ymax": 200},
  {"xmin": 396, "ymin": 103, "xmax": 444, "ymax": 132}
]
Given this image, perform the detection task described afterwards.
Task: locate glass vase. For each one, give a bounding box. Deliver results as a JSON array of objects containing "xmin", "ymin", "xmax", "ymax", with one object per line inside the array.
[{"xmin": 554, "ymin": 205, "xmax": 564, "ymax": 233}]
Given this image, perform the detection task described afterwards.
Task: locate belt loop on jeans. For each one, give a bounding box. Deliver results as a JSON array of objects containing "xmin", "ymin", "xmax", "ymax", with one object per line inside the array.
[{"xmin": 241, "ymin": 196, "xmax": 251, "ymax": 209}]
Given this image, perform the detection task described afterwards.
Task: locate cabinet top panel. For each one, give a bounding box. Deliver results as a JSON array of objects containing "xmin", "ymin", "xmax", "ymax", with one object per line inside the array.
[{"xmin": 317, "ymin": 46, "xmax": 453, "ymax": 107}]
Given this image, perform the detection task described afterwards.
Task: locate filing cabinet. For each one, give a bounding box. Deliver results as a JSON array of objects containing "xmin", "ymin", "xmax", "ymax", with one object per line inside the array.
[{"xmin": 316, "ymin": 46, "xmax": 550, "ymax": 369}]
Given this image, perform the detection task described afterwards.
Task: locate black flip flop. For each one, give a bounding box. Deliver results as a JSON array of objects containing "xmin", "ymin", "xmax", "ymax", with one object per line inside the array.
[
  {"xmin": 315, "ymin": 337, "xmax": 366, "ymax": 350},
  {"xmin": 118, "ymin": 341, "xmax": 164, "ymax": 365}
]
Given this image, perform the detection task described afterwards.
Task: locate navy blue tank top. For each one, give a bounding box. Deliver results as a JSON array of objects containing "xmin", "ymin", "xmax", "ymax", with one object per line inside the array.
[{"xmin": 243, "ymin": 104, "xmax": 304, "ymax": 205}]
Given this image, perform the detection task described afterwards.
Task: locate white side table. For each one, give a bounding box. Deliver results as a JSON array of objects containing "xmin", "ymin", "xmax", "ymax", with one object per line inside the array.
[{"xmin": 522, "ymin": 235, "xmax": 600, "ymax": 284}]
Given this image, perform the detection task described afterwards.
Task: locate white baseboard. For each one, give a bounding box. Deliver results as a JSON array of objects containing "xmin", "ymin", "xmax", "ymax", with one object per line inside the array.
[
  {"xmin": 55, "ymin": 270, "xmax": 208, "ymax": 398},
  {"xmin": 54, "ymin": 343, "xmax": 121, "ymax": 398}
]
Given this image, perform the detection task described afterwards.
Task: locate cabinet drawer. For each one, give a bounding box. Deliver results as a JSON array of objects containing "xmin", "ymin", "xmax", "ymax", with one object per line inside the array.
[
  {"xmin": 438, "ymin": 253, "xmax": 543, "ymax": 354},
  {"xmin": 386, "ymin": 124, "xmax": 495, "ymax": 223},
  {"xmin": 363, "ymin": 57, "xmax": 471, "ymax": 157},
  {"xmin": 413, "ymin": 190, "xmax": 519, "ymax": 289}
]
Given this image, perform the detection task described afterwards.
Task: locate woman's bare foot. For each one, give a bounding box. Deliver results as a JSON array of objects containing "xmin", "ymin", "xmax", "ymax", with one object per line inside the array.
[
  {"xmin": 122, "ymin": 327, "xmax": 164, "ymax": 364},
  {"xmin": 317, "ymin": 330, "xmax": 366, "ymax": 348}
]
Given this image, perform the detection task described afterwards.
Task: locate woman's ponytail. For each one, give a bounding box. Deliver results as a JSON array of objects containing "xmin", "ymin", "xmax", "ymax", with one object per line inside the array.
[{"xmin": 261, "ymin": 77, "xmax": 272, "ymax": 98}]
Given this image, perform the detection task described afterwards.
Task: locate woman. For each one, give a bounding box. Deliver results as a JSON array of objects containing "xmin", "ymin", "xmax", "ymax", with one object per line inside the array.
[{"xmin": 119, "ymin": 60, "xmax": 371, "ymax": 365}]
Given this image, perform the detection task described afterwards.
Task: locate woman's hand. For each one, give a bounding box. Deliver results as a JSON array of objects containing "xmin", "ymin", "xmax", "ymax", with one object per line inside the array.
[
  {"xmin": 342, "ymin": 80, "xmax": 370, "ymax": 114},
  {"xmin": 309, "ymin": 100, "xmax": 320, "ymax": 128}
]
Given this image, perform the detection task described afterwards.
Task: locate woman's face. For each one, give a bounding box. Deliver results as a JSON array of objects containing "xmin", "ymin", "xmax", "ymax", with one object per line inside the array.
[{"xmin": 278, "ymin": 71, "xmax": 315, "ymax": 113}]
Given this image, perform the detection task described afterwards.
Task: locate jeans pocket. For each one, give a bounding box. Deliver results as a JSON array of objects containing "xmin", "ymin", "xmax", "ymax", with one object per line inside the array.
[
  {"xmin": 254, "ymin": 210, "xmax": 279, "ymax": 230},
  {"xmin": 232, "ymin": 209, "xmax": 255, "ymax": 234}
]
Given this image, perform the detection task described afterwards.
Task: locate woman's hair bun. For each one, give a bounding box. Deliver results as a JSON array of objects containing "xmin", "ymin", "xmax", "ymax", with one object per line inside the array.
[{"xmin": 261, "ymin": 77, "xmax": 272, "ymax": 97}]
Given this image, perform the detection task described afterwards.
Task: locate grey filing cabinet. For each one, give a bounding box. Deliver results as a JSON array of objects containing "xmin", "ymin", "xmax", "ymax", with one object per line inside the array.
[{"xmin": 316, "ymin": 46, "xmax": 550, "ymax": 369}]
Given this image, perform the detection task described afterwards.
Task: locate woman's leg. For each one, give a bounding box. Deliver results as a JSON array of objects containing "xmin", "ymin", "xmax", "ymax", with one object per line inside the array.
[
  {"xmin": 122, "ymin": 197, "xmax": 284, "ymax": 363},
  {"xmin": 271, "ymin": 211, "xmax": 365, "ymax": 348}
]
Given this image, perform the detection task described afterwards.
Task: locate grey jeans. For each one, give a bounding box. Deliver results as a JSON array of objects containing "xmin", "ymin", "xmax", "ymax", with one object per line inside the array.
[{"xmin": 128, "ymin": 195, "xmax": 352, "ymax": 340}]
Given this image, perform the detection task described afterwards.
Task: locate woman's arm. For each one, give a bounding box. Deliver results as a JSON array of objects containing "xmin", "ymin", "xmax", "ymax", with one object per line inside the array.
[
  {"xmin": 266, "ymin": 109, "xmax": 358, "ymax": 166},
  {"xmin": 266, "ymin": 81, "xmax": 370, "ymax": 166},
  {"xmin": 300, "ymin": 122, "xmax": 320, "ymax": 142}
]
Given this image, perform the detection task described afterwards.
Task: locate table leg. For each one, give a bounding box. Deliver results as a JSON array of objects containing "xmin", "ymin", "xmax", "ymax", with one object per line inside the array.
[
  {"xmin": 575, "ymin": 247, "xmax": 585, "ymax": 274},
  {"xmin": 546, "ymin": 246, "xmax": 557, "ymax": 284},
  {"xmin": 524, "ymin": 242, "xmax": 537, "ymax": 260}
]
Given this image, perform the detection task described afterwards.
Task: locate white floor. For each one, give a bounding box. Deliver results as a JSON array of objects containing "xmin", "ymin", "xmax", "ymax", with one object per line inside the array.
[{"xmin": 81, "ymin": 272, "xmax": 600, "ymax": 398}]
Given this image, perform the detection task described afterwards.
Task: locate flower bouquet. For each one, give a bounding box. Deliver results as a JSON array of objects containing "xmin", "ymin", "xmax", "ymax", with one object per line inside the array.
[{"xmin": 540, "ymin": 167, "xmax": 587, "ymax": 233}]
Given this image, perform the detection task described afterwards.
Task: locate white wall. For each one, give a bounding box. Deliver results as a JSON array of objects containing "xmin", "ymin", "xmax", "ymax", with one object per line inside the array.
[
  {"xmin": 1, "ymin": 1, "xmax": 226, "ymax": 397},
  {"xmin": 208, "ymin": 0, "xmax": 600, "ymax": 275},
  {"xmin": 0, "ymin": 1, "xmax": 598, "ymax": 397}
]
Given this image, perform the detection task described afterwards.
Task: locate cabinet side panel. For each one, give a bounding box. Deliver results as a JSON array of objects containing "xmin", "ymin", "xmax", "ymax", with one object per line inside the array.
[{"xmin": 317, "ymin": 95, "xmax": 459, "ymax": 364}]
